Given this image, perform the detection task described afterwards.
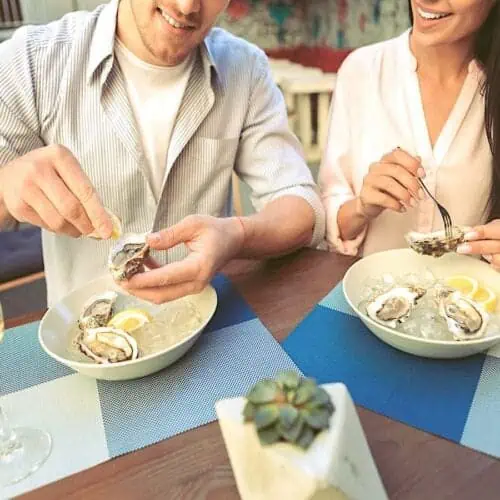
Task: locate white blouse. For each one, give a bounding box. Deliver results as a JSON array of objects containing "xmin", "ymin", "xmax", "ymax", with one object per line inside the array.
[{"xmin": 318, "ymin": 30, "xmax": 493, "ymax": 257}]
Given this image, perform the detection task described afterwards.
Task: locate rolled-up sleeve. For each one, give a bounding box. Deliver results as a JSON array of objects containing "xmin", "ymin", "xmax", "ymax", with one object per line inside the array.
[
  {"xmin": 318, "ymin": 65, "xmax": 367, "ymax": 256},
  {"xmin": 234, "ymin": 51, "xmax": 325, "ymax": 248}
]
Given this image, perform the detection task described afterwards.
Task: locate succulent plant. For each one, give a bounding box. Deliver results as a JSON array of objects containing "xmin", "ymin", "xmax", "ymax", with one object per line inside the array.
[{"xmin": 243, "ymin": 371, "xmax": 335, "ymax": 450}]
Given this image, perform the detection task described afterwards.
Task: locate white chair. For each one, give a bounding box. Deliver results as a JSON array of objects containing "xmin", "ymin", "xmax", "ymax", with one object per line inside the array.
[{"xmin": 269, "ymin": 58, "xmax": 337, "ymax": 165}]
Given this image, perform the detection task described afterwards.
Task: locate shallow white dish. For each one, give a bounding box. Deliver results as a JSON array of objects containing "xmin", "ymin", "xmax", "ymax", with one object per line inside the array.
[
  {"xmin": 343, "ymin": 249, "xmax": 500, "ymax": 359},
  {"xmin": 39, "ymin": 275, "xmax": 218, "ymax": 381}
]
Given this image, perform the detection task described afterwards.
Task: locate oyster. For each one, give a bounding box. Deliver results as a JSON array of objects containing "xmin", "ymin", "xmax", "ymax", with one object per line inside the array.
[
  {"xmin": 439, "ymin": 290, "xmax": 489, "ymax": 341},
  {"xmin": 108, "ymin": 233, "xmax": 150, "ymax": 281},
  {"xmin": 78, "ymin": 291, "xmax": 118, "ymax": 330},
  {"xmin": 405, "ymin": 227, "xmax": 465, "ymax": 258},
  {"xmin": 77, "ymin": 326, "xmax": 139, "ymax": 363},
  {"xmin": 366, "ymin": 286, "xmax": 426, "ymax": 328}
]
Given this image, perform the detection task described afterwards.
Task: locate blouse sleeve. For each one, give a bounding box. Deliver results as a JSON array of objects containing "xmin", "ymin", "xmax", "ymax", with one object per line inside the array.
[{"xmin": 318, "ymin": 65, "xmax": 367, "ymax": 256}]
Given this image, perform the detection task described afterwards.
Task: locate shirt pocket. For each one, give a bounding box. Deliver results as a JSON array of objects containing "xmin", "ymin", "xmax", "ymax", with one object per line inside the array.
[{"xmin": 185, "ymin": 137, "xmax": 239, "ymax": 172}]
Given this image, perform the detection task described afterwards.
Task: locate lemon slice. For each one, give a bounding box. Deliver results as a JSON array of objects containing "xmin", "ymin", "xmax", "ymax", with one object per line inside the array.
[
  {"xmin": 88, "ymin": 209, "xmax": 122, "ymax": 240},
  {"xmin": 445, "ymin": 275, "xmax": 479, "ymax": 298},
  {"xmin": 108, "ymin": 309, "xmax": 152, "ymax": 333},
  {"xmin": 472, "ymin": 286, "xmax": 498, "ymax": 313}
]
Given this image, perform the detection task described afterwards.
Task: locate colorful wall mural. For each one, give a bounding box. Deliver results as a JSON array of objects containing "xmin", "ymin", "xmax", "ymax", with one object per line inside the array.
[{"xmin": 219, "ymin": 0, "xmax": 411, "ymax": 50}]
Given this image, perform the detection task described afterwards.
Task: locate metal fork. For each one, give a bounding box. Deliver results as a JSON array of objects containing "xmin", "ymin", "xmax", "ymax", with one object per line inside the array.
[{"xmin": 418, "ymin": 178, "xmax": 453, "ymax": 239}]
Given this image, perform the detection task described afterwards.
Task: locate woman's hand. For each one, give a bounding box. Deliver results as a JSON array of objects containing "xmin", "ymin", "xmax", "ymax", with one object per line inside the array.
[
  {"xmin": 457, "ymin": 220, "xmax": 500, "ymax": 270},
  {"xmin": 357, "ymin": 148, "xmax": 426, "ymax": 220}
]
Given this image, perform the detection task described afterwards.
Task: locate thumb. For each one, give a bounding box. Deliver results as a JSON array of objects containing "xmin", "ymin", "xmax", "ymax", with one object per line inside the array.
[{"xmin": 147, "ymin": 219, "xmax": 196, "ymax": 250}]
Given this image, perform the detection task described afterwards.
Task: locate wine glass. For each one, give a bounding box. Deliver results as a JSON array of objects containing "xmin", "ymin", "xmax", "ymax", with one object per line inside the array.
[{"xmin": 0, "ymin": 301, "xmax": 52, "ymax": 486}]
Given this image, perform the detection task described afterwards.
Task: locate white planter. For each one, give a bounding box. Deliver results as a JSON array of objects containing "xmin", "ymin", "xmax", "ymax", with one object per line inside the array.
[{"xmin": 215, "ymin": 383, "xmax": 388, "ymax": 500}]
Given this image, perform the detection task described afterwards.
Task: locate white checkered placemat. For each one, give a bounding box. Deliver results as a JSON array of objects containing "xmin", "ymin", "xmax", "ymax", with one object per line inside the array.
[{"xmin": 0, "ymin": 276, "xmax": 299, "ymax": 498}]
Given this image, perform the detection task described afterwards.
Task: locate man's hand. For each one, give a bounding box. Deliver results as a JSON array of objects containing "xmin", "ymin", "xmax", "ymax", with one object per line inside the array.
[
  {"xmin": 0, "ymin": 145, "xmax": 112, "ymax": 238},
  {"xmin": 121, "ymin": 215, "xmax": 245, "ymax": 304}
]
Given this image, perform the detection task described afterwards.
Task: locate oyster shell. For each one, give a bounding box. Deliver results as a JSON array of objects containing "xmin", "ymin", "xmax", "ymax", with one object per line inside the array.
[
  {"xmin": 405, "ymin": 227, "xmax": 465, "ymax": 258},
  {"xmin": 366, "ymin": 286, "xmax": 426, "ymax": 328},
  {"xmin": 78, "ymin": 291, "xmax": 118, "ymax": 330},
  {"xmin": 77, "ymin": 326, "xmax": 139, "ymax": 363},
  {"xmin": 108, "ymin": 233, "xmax": 150, "ymax": 281},
  {"xmin": 439, "ymin": 290, "xmax": 489, "ymax": 341}
]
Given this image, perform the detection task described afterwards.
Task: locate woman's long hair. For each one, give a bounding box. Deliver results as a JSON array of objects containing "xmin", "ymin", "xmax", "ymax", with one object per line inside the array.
[{"xmin": 409, "ymin": 2, "xmax": 500, "ymax": 221}]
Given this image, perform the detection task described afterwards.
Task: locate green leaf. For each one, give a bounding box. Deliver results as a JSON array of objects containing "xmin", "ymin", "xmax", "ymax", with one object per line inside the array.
[
  {"xmin": 279, "ymin": 405, "xmax": 299, "ymax": 429},
  {"xmin": 254, "ymin": 404, "xmax": 280, "ymax": 429},
  {"xmin": 306, "ymin": 388, "xmax": 332, "ymax": 409},
  {"xmin": 278, "ymin": 414, "xmax": 304, "ymax": 443},
  {"xmin": 304, "ymin": 408, "xmax": 331, "ymax": 430},
  {"xmin": 276, "ymin": 370, "xmax": 301, "ymax": 390},
  {"xmin": 246, "ymin": 380, "xmax": 280, "ymax": 404},
  {"xmin": 294, "ymin": 379, "xmax": 318, "ymax": 405},
  {"xmin": 286, "ymin": 390, "xmax": 296, "ymax": 404},
  {"xmin": 243, "ymin": 401, "xmax": 256, "ymax": 422},
  {"xmin": 297, "ymin": 426, "xmax": 316, "ymax": 450},
  {"xmin": 257, "ymin": 426, "xmax": 281, "ymax": 446}
]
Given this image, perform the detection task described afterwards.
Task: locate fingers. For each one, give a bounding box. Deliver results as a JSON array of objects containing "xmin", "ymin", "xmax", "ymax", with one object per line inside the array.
[
  {"xmin": 36, "ymin": 165, "xmax": 94, "ymax": 235},
  {"xmin": 369, "ymin": 175, "xmax": 414, "ymax": 207},
  {"xmin": 143, "ymin": 256, "xmax": 162, "ymax": 270},
  {"xmin": 24, "ymin": 184, "xmax": 81, "ymax": 237},
  {"xmin": 124, "ymin": 280, "xmax": 205, "ymax": 305},
  {"xmin": 147, "ymin": 217, "xmax": 200, "ymax": 251},
  {"xmin": 381, "ymin": 148, "xmax": 425, "ymax": 177},
  {"xmin": 370, "ymin": 163, "xmax": 423, "ymax": 200},
  {"xmin": 457, "ymin": 240, "xmax": 500, "ymax": 256},
  {"xmin": 52, "ymin": 147, "xmax": 112, "ymax": 239},
  {"xmin": 362, "ymin": 186, "xmax": 404, "ymax": 213},
  {"xmin": 125, "ymin": 258, "xmax": 201, "ymax": 290}
]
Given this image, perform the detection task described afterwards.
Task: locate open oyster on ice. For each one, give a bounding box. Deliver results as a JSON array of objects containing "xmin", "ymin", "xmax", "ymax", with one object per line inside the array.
[
  {"xmin": 77, "ymin": 326, "xmax": 139, "ymax": 363},
  {"xmin": 108, "ymin": 233, "xmax": 150, "ymax": 281},
  {"xmin": 438, "ymin": 290, "xmax": 489, "ymax": 341},
  {"xmin": 78, "ymin": 291, "xmax": 117, "ymax": 330},
  {"xmin": 405, "ymin": 227, "xmax": 465, "ymax": 258},
  {"xmin": 366, "ymin": 286, "xmax": 426, "ymax": 328}
]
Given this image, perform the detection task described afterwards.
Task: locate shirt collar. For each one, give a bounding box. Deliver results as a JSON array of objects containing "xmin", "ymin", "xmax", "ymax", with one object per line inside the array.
[
  {"xmin": 87, "ymin": 0, "xmax": 119, "ymax": 83},
  {"xmin": 87, "ymin": 0, "xmax": 219, "ymax": 84}
]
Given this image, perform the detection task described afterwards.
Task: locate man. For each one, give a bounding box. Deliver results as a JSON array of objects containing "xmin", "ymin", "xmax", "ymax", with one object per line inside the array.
[{"xmin": 0, "ymin": 0, "xmax": 325, "ymax": 306}]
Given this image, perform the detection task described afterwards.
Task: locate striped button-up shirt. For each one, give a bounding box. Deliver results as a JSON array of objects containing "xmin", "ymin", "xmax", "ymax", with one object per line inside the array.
[{"xmin": 0, "ymin": 0, "xmax": 324, "ymax": 305}]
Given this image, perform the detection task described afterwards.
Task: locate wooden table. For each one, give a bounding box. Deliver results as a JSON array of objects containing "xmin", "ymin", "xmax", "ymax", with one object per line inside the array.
[{"xmin": 8, "ymin": 249, "xmax": 500, "ymax": 500}]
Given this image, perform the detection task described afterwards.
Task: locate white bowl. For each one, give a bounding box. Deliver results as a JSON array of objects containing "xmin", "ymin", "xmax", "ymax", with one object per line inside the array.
[
  {"xmin": 39, "ymin": 275, "xmax": 218, "ymax": 381},
  {"xmin": 342, "ymin": 249, "xmax": 500, "ymax": 359}
]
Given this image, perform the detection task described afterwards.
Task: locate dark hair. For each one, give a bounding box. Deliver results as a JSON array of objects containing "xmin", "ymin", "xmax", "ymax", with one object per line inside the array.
[
  {"xmin": 483, "ymin": 7, "xmax": 500, "ymax": 222},
  {"xmin": 409, "ymin": 1, "xmax": 500, "ymax": 221}
]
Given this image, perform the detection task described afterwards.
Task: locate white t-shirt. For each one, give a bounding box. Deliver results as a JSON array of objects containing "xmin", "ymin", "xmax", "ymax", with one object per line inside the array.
[{"xmin": 114, "ymin": 38, "xmax": 194, "ymax": 201}]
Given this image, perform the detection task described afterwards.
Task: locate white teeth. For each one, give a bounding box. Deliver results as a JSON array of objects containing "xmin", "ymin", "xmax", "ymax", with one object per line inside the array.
[
  {"xmin": 417, "ymin": 7, "xmax": 450, "ymax": 20},
  {"xmin": 159, "ymin": 8, "xmax": 188, "ymax": 29}
]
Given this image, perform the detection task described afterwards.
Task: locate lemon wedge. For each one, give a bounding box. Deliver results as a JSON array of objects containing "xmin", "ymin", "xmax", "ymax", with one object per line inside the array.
[
  {"xmin": 472, "ymin": 286, "xmax": 498, "ymax": 313},
  {"xmin": 445, "ymin": 275, "xmax": 479, "ymax": 298},
  {"xmin": 108, "ymin": 308, "xmax": 152, "ymax": 333},
  {"xmin": 88, "ymin": 208, "xmax": 122, "ymax": 240}
]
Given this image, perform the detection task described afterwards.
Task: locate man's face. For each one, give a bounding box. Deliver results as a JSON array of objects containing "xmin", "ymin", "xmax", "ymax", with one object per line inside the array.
[{"xmin": 123, "ymin": 0, "xmax": 229, "ymax": 66}]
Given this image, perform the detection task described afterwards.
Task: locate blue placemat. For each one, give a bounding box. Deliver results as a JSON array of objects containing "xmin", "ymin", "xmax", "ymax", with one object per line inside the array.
[
  {"xmin": 0, "ymin": 275, "xmax": 300, "ymax": 498},
  {"xmin": 283, "ymin": 283, "xmax": 500, "ymax": 459}
]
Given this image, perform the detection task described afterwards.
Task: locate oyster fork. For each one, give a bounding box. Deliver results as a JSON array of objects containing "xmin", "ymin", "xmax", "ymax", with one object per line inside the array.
[{"xmin": 418, "ymin": 178, "xmax": 453, "ymax": 239}]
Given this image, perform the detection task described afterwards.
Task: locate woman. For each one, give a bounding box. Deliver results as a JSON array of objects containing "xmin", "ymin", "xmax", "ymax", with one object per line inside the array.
[{"xmin": 318, "ymin": 0, "xmax": 500, "ymax": 268}]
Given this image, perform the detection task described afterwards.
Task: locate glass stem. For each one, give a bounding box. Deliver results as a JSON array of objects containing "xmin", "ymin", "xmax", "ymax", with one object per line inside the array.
[{"xmin": 0, "ymin": 406, "xmax": 18, "ymax": 455}]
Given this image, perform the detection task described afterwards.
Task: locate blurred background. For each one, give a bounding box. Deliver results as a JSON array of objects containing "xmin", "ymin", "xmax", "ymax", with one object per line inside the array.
[{"xmin": 0, "ymin": 0, "xmax": 411, "ymax": 316}]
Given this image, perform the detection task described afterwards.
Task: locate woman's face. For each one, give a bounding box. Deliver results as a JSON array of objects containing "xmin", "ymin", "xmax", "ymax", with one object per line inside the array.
[{"xmin": 410, "ymin": 0, "xmax": 495, "ymax": 47}]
